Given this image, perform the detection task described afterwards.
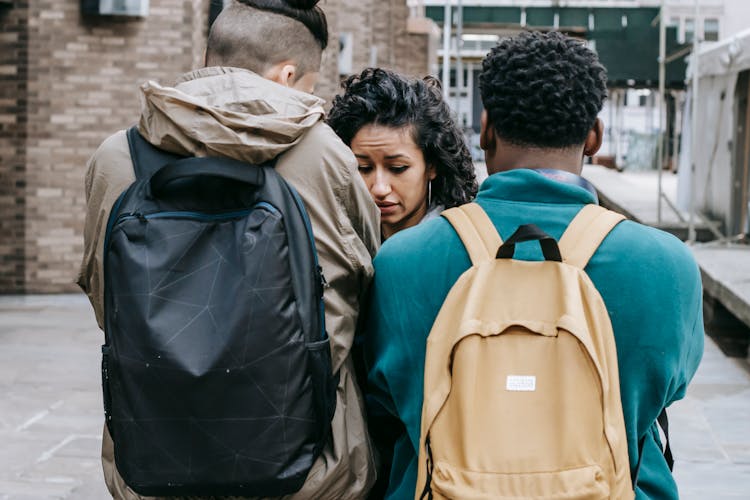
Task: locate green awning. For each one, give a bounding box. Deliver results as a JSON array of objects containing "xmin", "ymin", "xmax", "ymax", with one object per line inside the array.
[
  {"xmin": 559, "ymin": 8, "xmax": 589, "ymax": 29},
  {"xmin": 426, "ymin": 6, "xmax": 521, "ymax": 25},
  {"xmin": 465, "ymin": 6, "xmax": 521, "ymax": 24},
  {"xmin": 425, "ymin": 5, "xmax": 687, "ymax": 88},
  {"xmin": 591, "ymin": 8, "xmax": 623, "ymax": 31},
  {"xmin": 525, "ymin": 8, "xmax": 554, "ymax": 27}
]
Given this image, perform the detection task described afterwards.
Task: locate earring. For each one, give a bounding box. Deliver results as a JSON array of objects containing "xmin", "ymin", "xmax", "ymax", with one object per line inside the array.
[{"xmin": 427, "ymin": 180, "xmax": 432, "ymax": 207}]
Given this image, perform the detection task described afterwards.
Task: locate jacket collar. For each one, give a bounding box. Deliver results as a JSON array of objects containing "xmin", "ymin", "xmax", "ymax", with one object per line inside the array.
[
  {"xmin": 174, "ymin": 66, "xmax": 250, "ymax": 85},
  {"xmin": 477, "ymin": 168, "xmax": 599, "ymax": 205}
]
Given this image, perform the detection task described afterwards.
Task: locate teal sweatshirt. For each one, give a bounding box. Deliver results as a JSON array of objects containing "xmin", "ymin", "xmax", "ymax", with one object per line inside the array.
[{"xmin": 365, "ymin": 169, "xmax": 704, "ymax": 500}]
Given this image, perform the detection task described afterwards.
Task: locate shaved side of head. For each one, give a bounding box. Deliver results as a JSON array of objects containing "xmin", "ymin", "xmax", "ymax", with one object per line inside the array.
[{"xmin": 205, "ymin": 2, "xmax": 323, "ymax": 79}]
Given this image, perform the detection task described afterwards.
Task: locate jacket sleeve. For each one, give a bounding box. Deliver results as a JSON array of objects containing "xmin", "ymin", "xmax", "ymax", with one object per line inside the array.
[
  {"xmin": 77, "ymin": 130, "xmax": 135, "ymax": 330},
  {"xmin": 342, "ymin": 156, "xmax": 380, "ymax": 260},
  {"xmin": 274, "ymin": 123, "xmax": 379, "ymax": 372}
]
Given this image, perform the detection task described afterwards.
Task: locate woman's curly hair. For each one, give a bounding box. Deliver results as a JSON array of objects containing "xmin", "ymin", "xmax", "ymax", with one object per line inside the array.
[
  {"xmin": 479, "ymin": 31, "xmax": 608, "ymax": 149},
  {"xmin": 327, "ymin": 68, "xmax": 478, "ymax": 209}
]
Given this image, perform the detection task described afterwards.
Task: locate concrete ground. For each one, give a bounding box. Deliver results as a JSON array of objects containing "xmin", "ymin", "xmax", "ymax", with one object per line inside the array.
[
  {"xmin": 1, "ymin": 294, "xmax": 749, "ymax": 499},
  {"xmin": 0, "ymin": 295, "xmax": 107, "ymax": 499},
  {"xmin": 582, "ymin": 164, "xmax": 720, "ymax": 242},
  {"xmin": 582, "ymin": 164, "xmax": 683, "ymax": 227}
]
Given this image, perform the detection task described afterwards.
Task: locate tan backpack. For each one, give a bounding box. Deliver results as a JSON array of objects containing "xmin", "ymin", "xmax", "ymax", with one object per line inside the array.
[{"xmin": 415, "ymin": 203, "xmax": 633, "ymax": 500}]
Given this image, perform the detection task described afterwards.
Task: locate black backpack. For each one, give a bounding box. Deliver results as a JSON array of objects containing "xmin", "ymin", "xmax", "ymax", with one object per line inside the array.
[{"xmin": 100, "ymin": 127, "xmax": 336, "ymax": 497}]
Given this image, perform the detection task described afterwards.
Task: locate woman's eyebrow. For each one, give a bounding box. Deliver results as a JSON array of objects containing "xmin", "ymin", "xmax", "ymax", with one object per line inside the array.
[
  {"xmin": 385, "ymin": 154, "xmax": 410, "ymax": 160},
  {"xmin": 354, "ymin": 154, "xmax": 370, "ymax": 159}
]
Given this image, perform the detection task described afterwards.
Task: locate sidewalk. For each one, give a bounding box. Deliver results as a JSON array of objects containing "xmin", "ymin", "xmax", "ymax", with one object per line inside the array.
[
  {"xmin": 0, "ymin": 295, "xmax": 107, "ymax": 499},
  {"xmin": 582, "ymin": 164, "xmax": 717, "ymax": 241},
  {"xmin": 1, "ymin": 294, "xmax": 749, "ymax": 498},
  {"xmin": 670, "ymin": 336, "xmax": 750, "ymax": 499}
]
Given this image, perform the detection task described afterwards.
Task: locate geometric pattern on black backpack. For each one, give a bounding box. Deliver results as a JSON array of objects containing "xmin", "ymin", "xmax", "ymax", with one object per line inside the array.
[{"xmin": 106, "ymin": 205, "xmax": 317, "ymax": 491}]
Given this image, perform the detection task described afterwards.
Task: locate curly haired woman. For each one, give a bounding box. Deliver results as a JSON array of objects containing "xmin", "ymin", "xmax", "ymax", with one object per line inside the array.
[{"xmin": 328, "ymin": 68, "xmax": 478, "ymax": 239}]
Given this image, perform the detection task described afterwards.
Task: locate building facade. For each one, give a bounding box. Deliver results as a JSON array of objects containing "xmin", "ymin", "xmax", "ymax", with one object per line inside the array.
[
  {"xmin": 678, "ymin": 13, "xmax": 750, "ymax": 237},
  {"xmin": 0, "ymin": 0, "xmax": 434, "ymax": 293},
  {"xmin": 415, "ymin": 0, "xmax": 749, "ymax": 168}
]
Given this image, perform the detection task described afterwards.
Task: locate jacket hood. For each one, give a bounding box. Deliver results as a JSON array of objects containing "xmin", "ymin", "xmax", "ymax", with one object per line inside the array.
[{"xmin": 138, "ymin": 67, "xmax": 326, "ymax": 164}]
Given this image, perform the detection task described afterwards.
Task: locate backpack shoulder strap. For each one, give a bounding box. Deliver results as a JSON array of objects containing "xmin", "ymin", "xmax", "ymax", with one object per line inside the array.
[
  {"xmin": 558, "ymin": 204, "xmax": 626, "ymax": 269},
  {"xmin": 126, "ymin": 126, "xmax": 184, "ymax": 180},
  {"xmin": 442, "ymin": 203, "xmax": 503, "ymax": 266}
]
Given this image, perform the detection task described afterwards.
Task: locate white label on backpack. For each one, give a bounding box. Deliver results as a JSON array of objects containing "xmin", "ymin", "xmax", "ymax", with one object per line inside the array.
[{"xmin": 506, "ymin": 375, "xmax": 536, "ymax": 392}]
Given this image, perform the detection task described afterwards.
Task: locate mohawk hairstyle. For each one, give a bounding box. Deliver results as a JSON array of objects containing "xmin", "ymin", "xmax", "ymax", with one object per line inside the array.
[
  {"xmin": 206, "ymin": 0, "xmax": 328, "ymax": 77},
  {"xmin": 479, "ymin": 31, "xmax": 608, "ymax": 149},
  {"xmin": 235, "ymin": 0, "xmax": 328, "ymax": 50}
]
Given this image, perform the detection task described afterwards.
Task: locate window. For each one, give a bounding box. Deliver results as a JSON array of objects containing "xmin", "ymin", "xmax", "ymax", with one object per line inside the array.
[
  {"xmin": 82, "ymin": 0, "xmax": 149, "ymax": 16},
  {"xmin": 637, "ymin": 89, "xmax": 652, "ymax": 107},
  {"xmin": 704, "ymin": 18, "xmax": 719, "ymax": 42},
  {"xmin": 685, "ymin": 17, "xmax": 695, "ymax": 43},
  {"xmin": 338, "ymin": 33, "xmax": 353, "ymax": 76}
]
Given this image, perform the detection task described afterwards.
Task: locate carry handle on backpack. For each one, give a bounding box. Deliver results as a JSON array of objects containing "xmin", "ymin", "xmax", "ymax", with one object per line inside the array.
[
  {"xmin": 149, "ymin": 157, "xmax": 265, "ymax": 198},
  {"xmin": 496, "ymin": 224, "xmax": 563, "ymax": 262}
]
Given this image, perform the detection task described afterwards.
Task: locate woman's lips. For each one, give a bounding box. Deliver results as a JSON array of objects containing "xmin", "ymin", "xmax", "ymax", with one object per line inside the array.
[{"xmin": 377, "ymin": 202, "xmax": 398, "ymax": 215}]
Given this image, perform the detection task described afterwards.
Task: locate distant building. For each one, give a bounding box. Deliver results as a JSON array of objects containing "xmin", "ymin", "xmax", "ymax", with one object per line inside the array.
[
  {"xmin": 414, "ymin": 0, "xmax": 745, "ymax": 168},
  {"xmin": 678, "ymin": 19, "xmax": 750, "ymax": 238},
  {"xmin": 0, "ymin": 0, "xmax": 432, "ymax": 293}
]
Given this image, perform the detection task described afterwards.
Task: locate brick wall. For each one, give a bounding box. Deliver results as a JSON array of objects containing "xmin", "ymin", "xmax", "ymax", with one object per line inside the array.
[
  {"xmin": 1, "ymin": 0, "xmax": 432, "ymax": 294},
  {"xmin": 12, "ymin": 0, "xmax": 210, "ymax": 293},
  {"xmin": 316, "ymin": 0, "xmax": 342, "ymax": 107},
  {"xmin": 0, "ymin": 2, "xmax": 29, "ymax": 292},
  {"xmin": 317, "ymin": 0, "xmax": 434, "ymax": 107}
]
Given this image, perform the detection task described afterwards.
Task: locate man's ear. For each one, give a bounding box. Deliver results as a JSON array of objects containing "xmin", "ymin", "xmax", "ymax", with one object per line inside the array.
[
  {"xmin": 262, "ymin": 61, "xmax": 297, "ymax": 88},
  {"xmin": 480, "ymin": 110, "xmax": 495, "ymax": 153},
  {"xmin": 583, "ymin": 118, "xmax": 604, "ymax": 157}
]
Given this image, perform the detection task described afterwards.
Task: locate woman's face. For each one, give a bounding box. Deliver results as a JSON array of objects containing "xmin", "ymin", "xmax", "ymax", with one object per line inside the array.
[{"xmin": 351, "ymin": 124, "xmax": 436, "ymax": 239}]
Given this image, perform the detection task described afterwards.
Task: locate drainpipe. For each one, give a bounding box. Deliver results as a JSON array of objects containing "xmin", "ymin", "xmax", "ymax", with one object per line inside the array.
[
  {"xmin": 688, "ymin": 0, "xmax": 699, "ymax": 243},
  {"xmin": 456, "ymin": 0, "xmax": 463, "ymax": 125},
  {"xmin": 442, "ymin": 2, "xmax": 452, "ymax": 100},
  {"xmin": 657, "ymin": 0, "xmax": 666, "ymax": 224}
]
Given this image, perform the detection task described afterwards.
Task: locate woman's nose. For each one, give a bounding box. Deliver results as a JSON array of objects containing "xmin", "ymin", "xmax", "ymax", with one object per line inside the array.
[{"xmin": 370, "ymin": 172, "xmax": 391, "ymax": 198}]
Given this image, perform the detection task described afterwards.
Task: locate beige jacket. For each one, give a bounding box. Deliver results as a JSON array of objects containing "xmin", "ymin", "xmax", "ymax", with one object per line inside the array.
[{"xmin": 78, "ymin": 67, "xmax": 380, "ymax": 500}]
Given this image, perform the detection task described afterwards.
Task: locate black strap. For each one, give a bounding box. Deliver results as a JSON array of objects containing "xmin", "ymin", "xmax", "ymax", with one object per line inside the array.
[
  {"xmin": 148, "ymin": 157, "xmax": 265, "ymax": 197},
  {"xmin": 101, "ymin": 345, "xmax": 113, "ymax": 437},
  {"xmin": 632, "ymin": 409, "xmax": 672, "ymax": 489},
  {"xmin": 658, "ymin": 409, "xmax": 674, "ymax": 471},
  {"xmin": 496, "ymin": 224, "xmax": 562, "ymax": 262},
  {"xmin": 419, "ymin": 437, "xmax": 434, "ymax": 500},
  {"xmin": 126, "ymin": 126, "xmax": 183, "ymax": 181}
]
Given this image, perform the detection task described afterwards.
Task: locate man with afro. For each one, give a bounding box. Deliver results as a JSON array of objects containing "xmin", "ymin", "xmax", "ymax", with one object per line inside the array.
[{"xmin": 364, "ymin": 30, "xmax": 703, "ymax": 499}]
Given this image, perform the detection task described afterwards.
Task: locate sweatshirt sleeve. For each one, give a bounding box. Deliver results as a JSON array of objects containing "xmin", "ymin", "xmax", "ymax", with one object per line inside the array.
[
  {"xmin": 365, "ymin": 250, "xmax": 407, "ymax": 462},
  {"xmin": 668, "ymin": 247, "xmax": 705, "ymax": 405}
]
